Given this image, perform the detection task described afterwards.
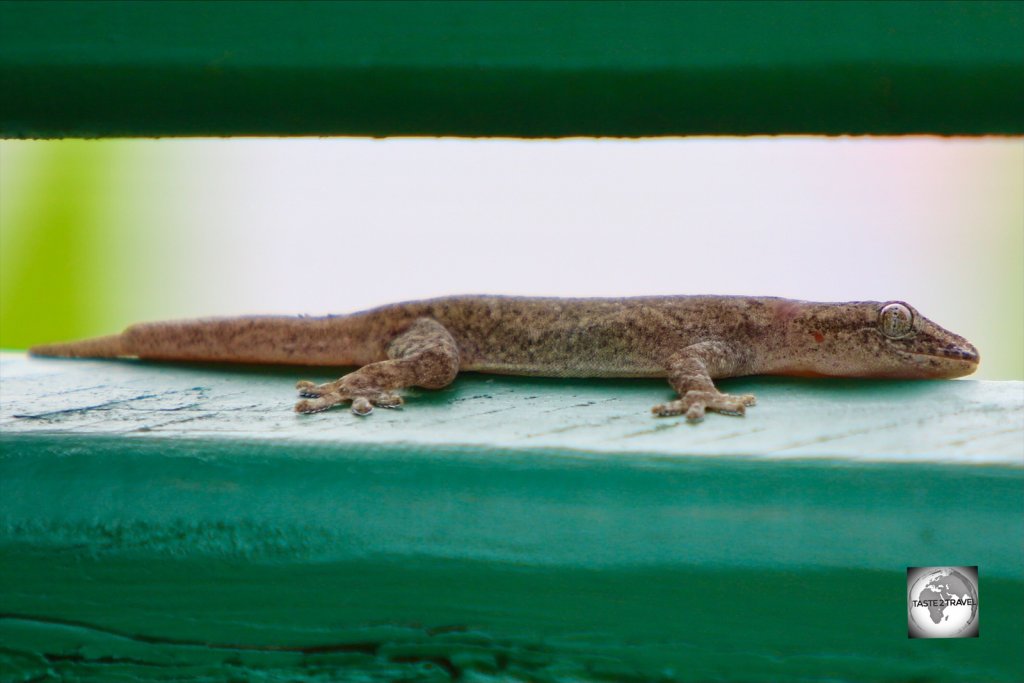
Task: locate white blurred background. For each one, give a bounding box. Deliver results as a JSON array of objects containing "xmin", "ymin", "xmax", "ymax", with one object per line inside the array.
[{"xmin": 1, "ymin": 137, "xmax": 1021, "ymax": 378}]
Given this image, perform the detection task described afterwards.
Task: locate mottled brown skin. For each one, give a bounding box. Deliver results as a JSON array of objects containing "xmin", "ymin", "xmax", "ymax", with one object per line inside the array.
[{"xmin": 29, "ymin": 295, "xmax": 979, "ymax": 421}]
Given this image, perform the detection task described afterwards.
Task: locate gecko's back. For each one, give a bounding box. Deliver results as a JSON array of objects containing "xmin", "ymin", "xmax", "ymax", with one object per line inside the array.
[
  {"xmin": 411, "ymin": 295, "xmax": 768, "ymax": 377},
  {"xmin": 30, "ymin": 295, "xmax": 770, "ymax": 378}
]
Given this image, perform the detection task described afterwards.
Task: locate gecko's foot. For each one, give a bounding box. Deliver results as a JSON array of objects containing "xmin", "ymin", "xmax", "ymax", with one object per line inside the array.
[
  {"xmin": 652, "ymin": 391, "xmax": 757, "ymax": 422},
  {"xmin": 294, "ymin": 390, "xmax": 404, "ymax": 415}
]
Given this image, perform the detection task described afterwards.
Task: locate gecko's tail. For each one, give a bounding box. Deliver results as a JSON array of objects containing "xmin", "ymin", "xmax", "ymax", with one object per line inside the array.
[
  {"xmin": 29, "ymin": 334, "xmax": 127, "ymax": 359},
  {"xmin": 28, "ymin": 314, "xmax": 390, "ymax": 365}
]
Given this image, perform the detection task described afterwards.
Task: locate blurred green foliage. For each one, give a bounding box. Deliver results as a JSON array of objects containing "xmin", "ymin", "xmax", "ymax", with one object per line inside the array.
[{"xmin": 1, "ymin": 142, "xmax": 120, "ymax": 350}]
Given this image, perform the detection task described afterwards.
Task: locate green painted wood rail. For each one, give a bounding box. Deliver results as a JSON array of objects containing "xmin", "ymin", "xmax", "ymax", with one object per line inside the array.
[
  {"xmin": 1, "ymin": 0, "xmax": 1023, "ymax": 138},
  {"xmin": 2, "ymin": 354, "xmax": 1022, "ymax": 682}
]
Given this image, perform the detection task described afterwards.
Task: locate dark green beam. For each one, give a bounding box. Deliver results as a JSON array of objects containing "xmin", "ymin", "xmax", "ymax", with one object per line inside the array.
[{"xmin": 1, "ymin": 0, "xmax": 1022, "ymax": 138}]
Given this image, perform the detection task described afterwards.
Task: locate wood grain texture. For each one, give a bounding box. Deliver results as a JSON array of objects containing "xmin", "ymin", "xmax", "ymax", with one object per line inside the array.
[
  {"xmin": 2, "ymin": 354, "xmax": 1021, "ymax": 463},
  {"xmin": 2, "ymin": 353, "xmax": 1022, "ymax": 682},
  {"xmin": 1, "ymin": 1, "xmax": 1022, "ymax": 137}
]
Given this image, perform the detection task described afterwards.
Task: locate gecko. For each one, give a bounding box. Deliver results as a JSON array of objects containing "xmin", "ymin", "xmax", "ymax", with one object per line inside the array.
[{"xmin": 28, "ymin": 295, "xmax": 979, "ymax": 422}]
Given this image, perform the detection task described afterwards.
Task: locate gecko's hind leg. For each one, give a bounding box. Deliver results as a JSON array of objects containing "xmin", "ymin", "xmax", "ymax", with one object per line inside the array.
[
  {"xmin": 295, "ymin": 318, "xmax": 460, "ymax": 416},
  {"xmin": 651, "ymin": 343, "xmax": 756, "ymax": 422}
]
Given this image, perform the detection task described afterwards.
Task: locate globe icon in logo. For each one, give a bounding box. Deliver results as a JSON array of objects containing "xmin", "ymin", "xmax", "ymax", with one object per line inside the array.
[{"xmin": 908, "ymin": 567, "xmax": 979, "ymax": 638}]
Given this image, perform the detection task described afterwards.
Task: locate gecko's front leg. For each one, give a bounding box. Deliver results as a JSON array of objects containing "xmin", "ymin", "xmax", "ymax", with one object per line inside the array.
[
  {"xmin": 295, "ymin": 318, "xmax": 460, "ymax": 415},
  {"xmin": 651, "ymin": 342, "xmax": 756, "ymax": 422}
]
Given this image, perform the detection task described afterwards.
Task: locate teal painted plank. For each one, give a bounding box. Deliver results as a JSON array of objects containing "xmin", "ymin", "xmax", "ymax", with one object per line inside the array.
[
  {"xmin": 2, "ymin": 354, "xmax": 1021, "ymax": 464},
  {"xmin": 2, "ymin": 354, "xmax": 1023, "ymax": 681},
  {"xmin": 2, "ymin": 434, "xmax": 1022, "ymax": 681},
  {"xmin": 1, "ymin": 1, "xmax": 1022, "ymax": 137}
]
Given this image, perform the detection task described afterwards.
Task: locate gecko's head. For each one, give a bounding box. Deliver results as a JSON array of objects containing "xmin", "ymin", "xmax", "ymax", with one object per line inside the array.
[{"xmin": 793, "ymin": 300, "xmax": 979, "ymax": 379}]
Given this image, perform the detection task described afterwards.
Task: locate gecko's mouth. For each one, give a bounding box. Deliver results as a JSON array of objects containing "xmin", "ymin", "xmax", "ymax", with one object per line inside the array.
[
  {"xmin": 922, "ymin": 343, "xmax": 980, "ymax": 365},
  {"xmin": 908, "ymin": 344, "xmax": 980, "ymax": 378}
]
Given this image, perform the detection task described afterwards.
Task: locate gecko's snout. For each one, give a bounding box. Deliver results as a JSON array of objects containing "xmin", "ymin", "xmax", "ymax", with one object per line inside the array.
[
  {"xmin": 943, "ymin": 343, "xmax": 979, "ymax": 365},
  {"xmin": 920, "ymin": 340, "xmax": 980, "ymax": 378}
]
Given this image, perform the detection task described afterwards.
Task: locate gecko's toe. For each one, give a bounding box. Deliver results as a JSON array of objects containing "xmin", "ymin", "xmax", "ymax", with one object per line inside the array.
[
  {"xmin": 294, "ymin": 382, "xmax": 325, "ymax": 397},
  {"xmin": 296, "ymin": 379, "xmax": 341, "ymax": 398},
  {"xmin": 295, "ymin": 393, "xmax": 345, "ymax": 414},
  {"xmin": 704, "ymin": 393, "xmax": 753, "ymax": 417},
  {"xmin": 296, "ymin": 380, "xmax": 323, "ymax": 398},
  {"xmin": 351, "ymin": 397, "xmax": 374, "ymax": 416},
  {"xmin": 374, "ymin": 393, "xmax": 404, "ymax": 408},
  {"xmin": 714, "ymin": 406, "xmax": 746, "ymax": 417},
  {"xmin": 652, "ymin": 400, "xmax": 685, "ymax": 417},
  {"xmin": 295, "ymin": 399, "xmax": 327, "ymax": 414},
  {"xmin": 685, "ymin": 402, "xmax": 706, "ymax": 422}
]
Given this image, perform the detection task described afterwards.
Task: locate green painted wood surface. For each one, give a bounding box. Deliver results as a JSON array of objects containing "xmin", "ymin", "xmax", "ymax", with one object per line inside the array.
[
  {"xmin": 1, "ymin": 353, "xmax": 1023, "ymax": 682},
  {"xmin": 1, "ymin": 1, "xmax": 1022, "ymax": 138}
]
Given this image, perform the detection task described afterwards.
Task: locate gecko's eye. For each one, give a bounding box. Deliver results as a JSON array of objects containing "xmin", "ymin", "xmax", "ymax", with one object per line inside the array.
[{"xmin": 879, "ymin": 302, "xmax": 914, "ymax": 339}]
